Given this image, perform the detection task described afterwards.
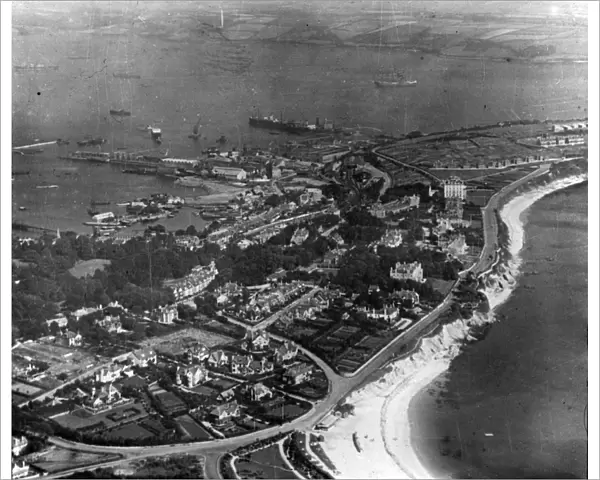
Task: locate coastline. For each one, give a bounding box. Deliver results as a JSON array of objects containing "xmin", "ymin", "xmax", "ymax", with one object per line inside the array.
[{"xmin": 319, "ymin": 171, "xmax": 588, "ymax": 480}]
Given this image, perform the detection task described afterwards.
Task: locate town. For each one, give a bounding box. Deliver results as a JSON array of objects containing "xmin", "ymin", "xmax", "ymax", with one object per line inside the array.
[{"xmin": 11, "ymin": 118, "xmax": 588, "ymax": 479}]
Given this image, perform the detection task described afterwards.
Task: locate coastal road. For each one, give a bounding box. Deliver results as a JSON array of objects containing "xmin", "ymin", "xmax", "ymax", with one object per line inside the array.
[{"xmin": 471, "ymin": 163, "xmax": 550, "ymax": 275}]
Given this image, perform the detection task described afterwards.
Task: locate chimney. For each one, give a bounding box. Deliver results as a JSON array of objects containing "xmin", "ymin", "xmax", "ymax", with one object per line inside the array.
[{"xmin": 316, "ymin": 117, "xmax": 320, "ymax": 127}]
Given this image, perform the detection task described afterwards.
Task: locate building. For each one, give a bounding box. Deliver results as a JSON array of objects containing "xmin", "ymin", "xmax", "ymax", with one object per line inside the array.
[
  {"xmin": 84, "ymin": 383, "xmax": 123, "ymax": 412},
  {"xmin": 130, "ymin": 348, "xmax": 157, "ymax": 367},
  {"xmin": 64, "ymin": 330, "xmax": 83, "ymax": 347},
  {"xmin": 95, "ymin": 314, "xmax": 122, "ymax": 333},
  {"xmin": 164, "ymin": 261, "xmax": 218, "ymax": 301},
  {"xmin": 185, "ymin": 344, "xmax": 210, "ymax": 364},
  {"xmin": 246, "ymin": 382, "xmax": 273, "ymax": 402},
  {"xmin": 12, "ymin": 460, "xmax": 34, "ymax": 480},
  {"xmin": 321, "ymin": 147, "xmax": 351, "ymax": 163},
  {"xmin": 390, "ymin": 262, "xmax": 424, "ymax": 283},
  {"xmin": 243, "ymin": 329, "xmax": 271, "ymax": 351},
  {"xmin": 361, "ymin": 305, "xmax": 400, "ymax": 323},
  {"xmin": 176, "ymin": 365, "xmax": 209, "ymax": 388},
  {"xmin": 444, "ymin": 197, "xmax": 464, "ymax": 220},
  {"xmin": 445, "ymin": 234, "xmax": 468, "ymax": 256},
  {"xmin": 249, "ymin": 357, "xmax": 274, "ymax": 374},
  {"xmin": 392, "ymin": 290, "xmax": 420, "ymax": 308},
  {"xmin": 230, "ymin": 354, "xmax": 252, "ymax": 375},
  {"xmin": 72, "ymin": 306, "xmax": 102, "ymax": 321},
  {"xmin": 46, "ymin": 314, "xmax": 68, "ymax": 329},
  {"xmin": 152, "ymin": 304, "xmax": 178, "ymax": 324},
  {"xmin": 208, "ymin": 350, "xmax": 229, "ymax": 368},
  {"xmin": 290, "ymin": 227, "xmax": 310, "ymax": 245},
  {"xmin": 95, "ymin": 365, "xmax": 123, "ymax": 384},
  {"xmin": 212, "ymin": 166, "xmax": 247, "ymax": 181},
  {"xmin": 379, "ymin": 229, "xmax": 403, "ymax": 248},
  {"xmin": 209, "ymin": 401, "xmax": 241, "ymax": 426},
  {"xmin": 12, "ymin": 436, "xmax": 28, "ymax": 457},
  {"xmin": 442, "ymin": 177, "xmax": 467, "ymax": 200},
  {"xmin": 274, "ymin": 342, "xmax": 299, "ymax": 364},
  {"xmin": 162, "ymin": 157, "xmax": 199, "ymax": 167},
  {"xmin": 283, "ymin": 364, "xmax": 313, "ymax": 385},
  {"xmin": 175, "ymin": 235, "xmax": 202, "ymax": 250}
]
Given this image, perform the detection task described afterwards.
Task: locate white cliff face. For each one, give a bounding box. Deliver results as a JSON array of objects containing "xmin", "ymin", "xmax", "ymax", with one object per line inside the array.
[{"xmin": 346, "ymin": 174, "xmax": 587, "ymax": 404}]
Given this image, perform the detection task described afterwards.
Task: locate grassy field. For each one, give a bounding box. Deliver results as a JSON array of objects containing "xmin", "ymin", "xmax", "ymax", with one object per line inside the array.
[
  {"xmin": 12, "ymin": 342, "xmax": 101, "ymax": 378},
  {"xmin": 68, "ymin": 258, "xmax": 112, "ymax": 279},
  {"xmin": 141, "ymin": 327, "xmax": 235, "ymax": 352},
  {"xmin": 175, "ymin": 414, "xmax": 213, "ymax": 440},
  {"xmin": 29, "ymin": 447, "xmax": 119, "ymax": 473},
  {"xmin": 106, "ymin": 423, "xmax": 155, "ymax": 441},
  {"xmin": 236, "ymin": 443, "xmax": 300, "ymax": 480}
]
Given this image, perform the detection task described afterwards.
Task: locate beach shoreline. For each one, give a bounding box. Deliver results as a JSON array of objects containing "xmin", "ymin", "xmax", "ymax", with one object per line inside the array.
[{"xmin": 319, "ymin": 171, "xmax": 588, "ymax": 480}]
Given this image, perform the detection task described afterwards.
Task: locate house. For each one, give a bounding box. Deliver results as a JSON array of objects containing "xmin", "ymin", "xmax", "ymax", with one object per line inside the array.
[
  {"xmin": 95, "ymin": 314, "xmax": 122, "ymax": 333},
  {"xmin": 390, "ymin": 262, "xmax": 424, "ymax": 283},
  {"xmin": 230, "ymin": 354, "xmax": 252, "ymax": 375},
  {"xmin": 290, "ymin": 227, "xmax": 310, "ymax": 245},
  {"xmin": 176, "ymin": 365, "xmax": 209, "ymax": 388},
  {"xmin": 249, "ymin": 357, "xmax": 274, "ymax": 375},
  {"xmin": 185, "ymin": 344, "xmax": 210, "ymax": 364},
  {"xmin": 84, "ymin": 383, "xmax": 123, "ymax": 412},
  {"xmin": 64, "ymin": 330, "xmax": 83, "ymax": 347},
  {"xmin": 442, "ymin": 177, "xmax": 466, "ymax": 199},
  {"xmin": 294, "ymin": 305, "xmax": 316, "ymax": 320},
  {"xmin": 95, "ymin": 364, "xmax": 123, "ymax": 384},
  {"xmin": 12, "ymin": 460, "xmax": 34, "ymax": 480},
  {"xmin": 243, "ymin": 329, "xmax": 271, "ymax": 351},
  {"xmin": 217, "ymin": 386, "xmax": 237, "ymax": 403},
  {"xmin": 246, "ymin": 382, "xmax": 273, "ymax": 402},
  {"xmin": 379, "ymin": 229, "xmax": 403, "ymax": 248},
  {"xmin": 208, "ymin": 350, "xmax": 229, "ymax": 368},
  {"xmin": 130, "ymin": 348, "xmax": 157, "ymax": 367},
  {"xmin": 163, "ymin": 261, "xmax": 219, "ymax": 301},
  {"xmin": 392, "ymin": 290, "xmax": 420, "ymax": 308},
  {"xmin": 46, "ymin": 314, "xmax": 68, "ymax": 329},
  {"xmin": 212, "ymin": 166, "xmax": 247, "ymax": 181},
  {"xmin": 283, "ymin": 364, "xmax": 313, "ymax": 385},
  {"xmin": 361, "ymin": 305, "xmax": 400, "ymax": 323},
  {"xmin": 446, "ymin": 234, "xmax": 468, "ymax": 256},
  {"xmin": 12, "ymin": 436, "xmax": 28, "ymax": 456},
  {"xmin": 152, "ymin": 304, "xmax": 177, "ymax": 324},
  {"xmin": 274, "ymin": 341, "xmax": 299, "ymax": 364},
  {"xmin": 209, "ymin": 401, "xmax": 241, "ymax": 426}
]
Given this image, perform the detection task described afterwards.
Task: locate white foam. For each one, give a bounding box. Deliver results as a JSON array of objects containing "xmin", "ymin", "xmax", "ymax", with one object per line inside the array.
[{"xmin": 319, "ymin": 173, "xmax": 587, "ymax": 479}]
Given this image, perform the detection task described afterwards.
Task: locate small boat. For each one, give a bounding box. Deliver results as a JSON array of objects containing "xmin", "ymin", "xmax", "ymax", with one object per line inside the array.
[
  {"xmin": 12, "ymin": 170, "xmax": 31, "ymax": 176},
  {"xmin": 36, "ymin": 184, "xmax": 58, "ymax": 189},
  {"xmin": 91, "ymin": 200, "xmax": 111, "ymax": 206},
  {"xmin": 18, "ymin": 206, "xmax": 27, "ymax": 211},
  {"xmin": 56, "ymin": 138, "xmax": 70, "ymax": 145},
  {"xmin": 116, "ymin": 202, "xmax": 131, "ymax": 207},
  {"xmin": 109, "ymin": 109, "xmax": 132, "ymax": 117},
  {"xmin": 21, "ymin": 148, "xmax": 44, "ymax": 154}
]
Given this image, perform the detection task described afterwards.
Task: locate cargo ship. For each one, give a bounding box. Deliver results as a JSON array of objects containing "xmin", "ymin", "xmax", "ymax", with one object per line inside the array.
[
  {"xmin": 77, "ymin": 137, "xmax": 106, "ymax": 147},
  {"xmin": 113, "ymin": 73, "xmax": 141, "ymax": 79},
  {"xmin": 122, "ymin": 167, "xmax": 158, "ymax": 175},
  {"xmin": 374, "ymin": 71, "xmax": 417, "ymax": 88},
  {"xmin": 61, "ymin": 151, "xmax": 111, "ymax": 163},
  {"xmin": 109, "ymin": 109, "xmax": 132, "ymax": 117},
  {"xmin": 249, "ymin": 111, "xmax": 338, "ymax": 134}
]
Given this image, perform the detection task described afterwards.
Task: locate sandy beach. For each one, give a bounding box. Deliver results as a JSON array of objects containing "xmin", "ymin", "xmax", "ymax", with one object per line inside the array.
[{"xmin": 319, "ymin": 173, "xmax": 588, "ymax": 480}]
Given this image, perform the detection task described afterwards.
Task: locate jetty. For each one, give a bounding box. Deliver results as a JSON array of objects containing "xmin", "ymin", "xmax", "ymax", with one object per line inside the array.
[{"xmin": 13, "ymin": 141, "xmax": 57, "ymax": 151}]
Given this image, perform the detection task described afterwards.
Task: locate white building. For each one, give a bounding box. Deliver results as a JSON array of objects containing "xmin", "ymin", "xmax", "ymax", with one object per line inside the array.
[
  {"xmin": 442, "ymin": 177, "xmax": 466, "ymax": 200},
  {"xmin": 152, "ymin": 304, "xmax": 178, "ymax": 324},
  {"xmin": 95, "ymin": 365, "xmax": 123, "ymax": 384},
  {"xmin": 212, "ymin": 166, "xmax": 247, "ymax": 181},
  {"xmin": 162, "ymin": 157, "xmax": 199, "ymax": 167},
  {"xmin": 164, "ymin": 261, "xmax": 218, "ymax": 301},
  {"xmin": 12, "ymin": 436, "xmax": 28, "ymax": 456},
  {"xmin": 390, "ymin": 262, "xmax": 424, "ymax": 283}
]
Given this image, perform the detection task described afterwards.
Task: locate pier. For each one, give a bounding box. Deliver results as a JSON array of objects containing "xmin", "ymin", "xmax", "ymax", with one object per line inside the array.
[{"xmin": 13, "ymin": 141, "xmax": 57, "ymax": 150}]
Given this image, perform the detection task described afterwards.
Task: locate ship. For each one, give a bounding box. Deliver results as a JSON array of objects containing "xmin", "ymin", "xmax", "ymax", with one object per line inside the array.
[
  {"xmin": 56, "ymin": 138, "xmax": 70, "ymax": 145},
  {"xmin": 113, "ymin": 73, "xmax": 141, "ymax": 79},
  {"xmin": 109, "ymin": 109, "xmax": 132, "ymax": 117},
  {"xmin": 14, "ymin": 64, "xmax": 59, "ymax": 71},
  {"xmin": 374, "ymin": 71, "xmax": 417, "ymax": 88},
  {"xmin": 147, "ymin": 126, "xmax": 162, "ymax": 144},
  {"xmin": 122, "ymin": 167, "xmax": 158, "ymax": 175},
  {"xmin": 12, "ymin": 170, "xmax": 31, "ymax": 176},
  {"xmin": 249, "ymin": 112, "xmax": 317, "ymax": 134},
  {"xmin": 36, "ymin": 184, "xmax": 59, "ymax": 189},
  {"xmin": 91, "ymin": 200, "xmax": 111, "ymax": 206},
  {"xmin": 77, "ymin": 137, "xmax": 106, "ymax": 147},
  {"xmin": 61, "ymin": 151, "xmax": 111, "ymax": 163},
  {"xmin": 16, "ymin": 148, "xmax": 44, "ymax": 155},
  {"xmin": 188, "ymin": 117, "xmax": 202, "ymax": 140}
]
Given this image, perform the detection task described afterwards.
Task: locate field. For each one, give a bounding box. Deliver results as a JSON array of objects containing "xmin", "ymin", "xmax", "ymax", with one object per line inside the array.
[
  {"xmin": 12, "ymin": 381, "xmax": 43, "ymax": 396},
  {"xmin": 236, "ymin": 443, "xmax": 300, "ymax": 480},
  {"xmin": 106, "ymin": 423, "xmax": 156, "ymax": 441},
  {"xmin": 12, "ymin": 342, "xmax": 102, "ymax": 379},
  {"xmin": 114, "ymin": 455, "xmax": 206, "ymax": 479},
  {"xmin": 141, "ymin": 327, "xmax": 235, "ymax": 353},
  {"xmin": 55, "ymin": 402, "xmax": 149, "ymax": 431},
  {"xmin": 68, "ymin": 258, "xmax": 112, "ymax": 278},
  {"xmin": 29, "ymin": 447, "xmax": 119, "ymax": 473},
  {"xmin": 175, "ymin": 414, "xmax": 213, "ymax": 440}
]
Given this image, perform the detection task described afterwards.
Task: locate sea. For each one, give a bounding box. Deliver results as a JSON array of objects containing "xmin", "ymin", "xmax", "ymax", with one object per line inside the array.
[
  {"xmin": 410, "ymin": 182, "xmax": 588, "ymax": 479},
  {"xmin": 11, "ymin": 22, "xmax": 587, "ymax": 234}
]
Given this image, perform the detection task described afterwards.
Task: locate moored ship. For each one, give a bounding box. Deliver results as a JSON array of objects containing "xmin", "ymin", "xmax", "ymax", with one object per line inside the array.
[
  {"xmin": 374, "ymin": 70, "xmax": 417, "ymax": 88},
  {"xmin": 109, "ymin": 109, "xmax": 132, "ymax": 117},
  {"xmin": 249, "ymin": 111, "xmax": 338, "ymax": 134}
]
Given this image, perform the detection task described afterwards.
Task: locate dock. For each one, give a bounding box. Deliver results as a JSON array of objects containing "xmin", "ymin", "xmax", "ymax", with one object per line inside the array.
[{"xmin": 13, "ymin": 141, "xmax": 57, "ymax": 150}]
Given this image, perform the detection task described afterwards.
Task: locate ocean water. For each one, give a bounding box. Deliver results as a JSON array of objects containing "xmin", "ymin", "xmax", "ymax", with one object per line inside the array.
[
  {"xmin": 410, "ymin": 183, "xmax": 588, "ymax": 479},
  {"xmin": 12, "ymin": 21, "xmax": 587, "ymax": 232}
]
